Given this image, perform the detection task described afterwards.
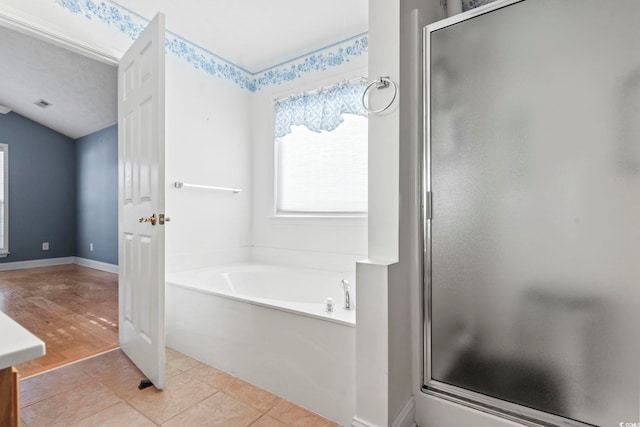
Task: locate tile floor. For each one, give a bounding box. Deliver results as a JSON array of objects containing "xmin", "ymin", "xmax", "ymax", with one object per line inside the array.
[{"xmin": 19, "ymin": 347, "xmax": 338, "ymax": 427}]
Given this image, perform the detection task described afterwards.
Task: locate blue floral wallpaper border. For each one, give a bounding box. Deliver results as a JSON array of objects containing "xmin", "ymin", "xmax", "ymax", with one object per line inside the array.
[{"xmin": 54, "ymin": 0, "xmax": 368, "ymax": 92}]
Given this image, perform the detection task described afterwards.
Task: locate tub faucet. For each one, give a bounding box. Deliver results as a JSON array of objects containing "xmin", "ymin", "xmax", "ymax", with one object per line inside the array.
[{"xmin": 341, "ymin": 279, "xmax": 353, "ymax": 310}]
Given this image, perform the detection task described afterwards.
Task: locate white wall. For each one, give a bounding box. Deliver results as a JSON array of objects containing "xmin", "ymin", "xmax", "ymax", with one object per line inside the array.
[
  {"xmin": 164, "ymin": 45, "xmax": 369, "ymax": 274},
  {"xmin": 251, "ymin": 57, "xmax": 368, "ymax": 272},
  {"xmin": 165, "ymin": 54, "xmax": 253, "ymax": 273}
]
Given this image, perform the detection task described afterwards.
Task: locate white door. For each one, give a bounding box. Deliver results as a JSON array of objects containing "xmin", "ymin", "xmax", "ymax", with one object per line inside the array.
[{"xmin": 118, "ymin": 13, "xmax": 166, "ymax": 389}]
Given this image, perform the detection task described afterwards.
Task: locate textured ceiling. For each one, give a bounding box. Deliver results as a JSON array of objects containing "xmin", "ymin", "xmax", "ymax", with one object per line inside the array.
[
  {"xmin": 0, "ymin": 0, "xmax": 367, "ymax": 138},
  {"xmin": 0, "ymin": 26, "xmax": 117, "ymax": 139}
]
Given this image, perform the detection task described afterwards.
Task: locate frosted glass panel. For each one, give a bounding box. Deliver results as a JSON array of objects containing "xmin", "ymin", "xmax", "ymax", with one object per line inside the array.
[{"xmin": 428, "ymin": 1, "xmax": 640, "ymax": 425}]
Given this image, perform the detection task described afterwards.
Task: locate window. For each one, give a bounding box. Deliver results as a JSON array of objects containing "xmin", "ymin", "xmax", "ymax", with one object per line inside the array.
[
  {"xmin": 0, "ymin": 144, "xmax": 8, "ymax": 256},
  {"xmin": 274, "ymin": 81, "xmax": 368, "ymax": 215}
]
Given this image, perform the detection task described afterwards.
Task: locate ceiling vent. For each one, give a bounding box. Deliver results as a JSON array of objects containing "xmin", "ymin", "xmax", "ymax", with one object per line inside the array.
[{"xmin": 34, "ymin": 99, "xmax": 53, "ymax": 109}]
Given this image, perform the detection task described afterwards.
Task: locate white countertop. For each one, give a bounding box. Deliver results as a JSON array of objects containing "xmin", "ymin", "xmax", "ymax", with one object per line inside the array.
[{"xmin": 0, "ymin": 310, "xmax": 45, "ymax": 370}]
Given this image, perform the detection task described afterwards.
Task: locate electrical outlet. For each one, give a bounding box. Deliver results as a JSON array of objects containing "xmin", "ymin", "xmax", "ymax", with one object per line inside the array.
[
  {"xmin": 90, "ymin": 243, "xmax": 94, "ymax": 252},
  {"xmin": 42, "ymin": 242, "xmax": 49, "ymax": 250}
]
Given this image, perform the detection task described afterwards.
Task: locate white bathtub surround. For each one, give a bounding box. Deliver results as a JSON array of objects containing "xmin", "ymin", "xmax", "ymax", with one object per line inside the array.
[
  {"xmin": 165, "ymin": 263, "xmax": 356, "ymax": 425},
  {"xmin": 165, "ymin": 247, "xmax": 251, "ymax": 274},
  {"xmin": 251, "ymin": 246, "xmax": 364, "ymax": 276},
  {"xmin": 167, "ymin": 263, "xmax": 355, "ymax": 326}
]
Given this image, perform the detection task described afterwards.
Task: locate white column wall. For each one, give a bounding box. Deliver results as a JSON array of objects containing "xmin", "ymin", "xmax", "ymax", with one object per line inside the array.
[{"xmin": 353, "ymin": 0, "xmax": 402, "ymax": 425}]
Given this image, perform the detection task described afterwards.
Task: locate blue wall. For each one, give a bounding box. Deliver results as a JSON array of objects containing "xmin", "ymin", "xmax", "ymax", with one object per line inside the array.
[
  {"xmin": 75, "ymin": 125, "xmax": 118, "ymax": 264},
  {"xmin": 0, "ymin": 112, "xmax": 77, "ymax": 262}
]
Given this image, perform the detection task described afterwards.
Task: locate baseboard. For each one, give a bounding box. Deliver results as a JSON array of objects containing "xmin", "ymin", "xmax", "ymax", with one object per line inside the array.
[
  {"xmin": 0, "ymin": 257, "xmax": 74, "ymax": 271},
  {"xmin": 0, "ymin": 256, "xmax": 118, "ymax": 273},
  {"xmin": 351, "ymin": 417, "xmax": 376, "ymax": 427},
  {"xmin": 74, "ymin": 257, "xmax": 119, "ymax": 274},
  {"xmin": 351, "ymin": 397, "xmax": 416, "ymax": 427},
  {"xmin": 392, "ymin": 397, "xmax": 416, "ymax": 427}
]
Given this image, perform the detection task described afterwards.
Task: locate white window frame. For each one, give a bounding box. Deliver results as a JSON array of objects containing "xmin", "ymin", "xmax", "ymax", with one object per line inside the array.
[
  {"xmin": 271, "ymin": 76, "xmax": 368, "ymax": 221},
  {"xmin": 0, "ymin": 143, "xmax": 8, "ymax": 257}
]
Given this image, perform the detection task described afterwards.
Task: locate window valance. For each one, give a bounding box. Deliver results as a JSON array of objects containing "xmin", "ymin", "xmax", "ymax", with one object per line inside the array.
[{"xmin": 274, "ymin": 80, "xmax": 367, "ymax": 138}]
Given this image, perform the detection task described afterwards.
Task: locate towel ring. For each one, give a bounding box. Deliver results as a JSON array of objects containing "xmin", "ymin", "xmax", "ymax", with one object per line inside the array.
[{"xmin": 362, "ymin": 76, "xmax": 397, "ymax": 114}]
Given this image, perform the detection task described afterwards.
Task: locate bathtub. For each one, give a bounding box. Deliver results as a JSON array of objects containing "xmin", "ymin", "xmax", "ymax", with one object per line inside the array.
[{"xmin": 165, "ymin": 263, "xmax": 356, "ymax": 426}]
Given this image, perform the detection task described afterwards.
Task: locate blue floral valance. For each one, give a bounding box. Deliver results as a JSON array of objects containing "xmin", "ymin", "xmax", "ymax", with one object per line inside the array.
[{"xmin": 274, "ymin": 80, "xmax": 367, "ymax": 138}]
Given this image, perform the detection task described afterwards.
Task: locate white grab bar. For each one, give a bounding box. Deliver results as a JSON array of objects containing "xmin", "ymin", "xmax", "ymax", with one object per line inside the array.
[{"xmin": 174, "ymin": 181, "xmax": 241, "ymax": 194}]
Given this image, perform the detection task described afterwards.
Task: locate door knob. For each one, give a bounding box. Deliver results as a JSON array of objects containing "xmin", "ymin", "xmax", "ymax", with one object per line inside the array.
[{"xmin": 138, "ymin": 213, "xmax": 157, "ymax": 225}]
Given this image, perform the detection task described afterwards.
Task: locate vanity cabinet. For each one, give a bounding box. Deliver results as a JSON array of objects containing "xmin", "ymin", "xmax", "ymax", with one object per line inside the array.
[
  {"xmin": 0, "ymin": 311, "xmax": 45, "ymax": 427},
  {"xmin": 0, "ymin": 367, "xmax": 19, "ymax": 426}
]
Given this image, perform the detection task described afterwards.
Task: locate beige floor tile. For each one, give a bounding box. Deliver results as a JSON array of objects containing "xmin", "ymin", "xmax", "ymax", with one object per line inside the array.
[
  {"xmin": 224, "ymin": 379, "xmax": 282, "ymax": 412},
  {"xmin": 165, "ymin": 361, "xmax": 183, "ymax": 378},
  {"xmin": 21, "ymin": 383, "xmax": 121, "ymax": 427},
  {"xmin": 167, "ymin": 354, "xmax": 202, "ymax": 372},
  {"xmin": 185, "ymin": 363, "xmax": 237, "ymax": 391},
  {"xmin": 267, "ymin": 400, "xmax": 337, "ymax": 427},
  {"xmin": 98, "ymin": 369, "xmax": 153, "ymax": 402},
  {"xmin": 20, "ymin": 364, "xmax": 93, "ymax": 407},
  {"xmin": 250, "ymin": 414, "xmax": 288, "ymax": 427},
  {"xmin": 165, "ymin": 347, "xmax": 184, "ymax": 362},
  {"xmin": 75, "ymin": 349, "xmax": 138, "ymax": 378},
  {"xmin": 70, "ymin": 401, "xmax": 156, "ymax": 427},
  {"xmin": 164, "ymin": 347, "xmax": 203, "ymax": 373},
  {"xmin": 163, "ymin": 392, "xmax": 262, "ymax": 427},
  {"xmin": 76, "ymin": 353, "xmax": 148, "ymax": 401},
  {"xmin": 127, "ymin": 372, "xmax": 217, "ymax": 424}
]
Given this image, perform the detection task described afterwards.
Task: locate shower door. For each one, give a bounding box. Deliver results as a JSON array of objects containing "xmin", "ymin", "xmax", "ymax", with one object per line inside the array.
[{"xmin": 423, "ymin": 1, "xmax": 640, "ymax": 426}]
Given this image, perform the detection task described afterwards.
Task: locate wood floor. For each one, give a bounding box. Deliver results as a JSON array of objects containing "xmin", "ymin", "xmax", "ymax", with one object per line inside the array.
[{"xmin": 0, "ymin": 264, "xmax": 118, "ymax": 378}]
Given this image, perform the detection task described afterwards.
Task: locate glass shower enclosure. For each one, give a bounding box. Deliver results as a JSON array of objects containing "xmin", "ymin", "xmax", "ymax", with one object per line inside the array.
[{"xmin": 422, "ymin": 1, "xmax": 640, "ymax": 426}]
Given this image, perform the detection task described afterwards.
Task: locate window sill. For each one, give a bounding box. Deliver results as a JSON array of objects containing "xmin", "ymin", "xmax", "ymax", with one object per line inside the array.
[
  {"xmin": 0, "ymin": 252, "xmax": 9, "ymax": 258},
  {"xmin": 269, "ymin": 214, "xmax": 367, "ymax": 225}
]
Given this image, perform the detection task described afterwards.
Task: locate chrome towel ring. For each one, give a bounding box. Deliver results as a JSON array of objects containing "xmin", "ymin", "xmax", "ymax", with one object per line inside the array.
[{"xmin": 362, "ymin": 76, "xmax": 397, "ymax": 114}]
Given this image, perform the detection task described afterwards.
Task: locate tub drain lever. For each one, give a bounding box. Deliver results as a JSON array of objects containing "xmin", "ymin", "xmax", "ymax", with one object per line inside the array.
[{"xmin": 325, "ymin": 297, "xmax": 335, "ymax": 312}]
